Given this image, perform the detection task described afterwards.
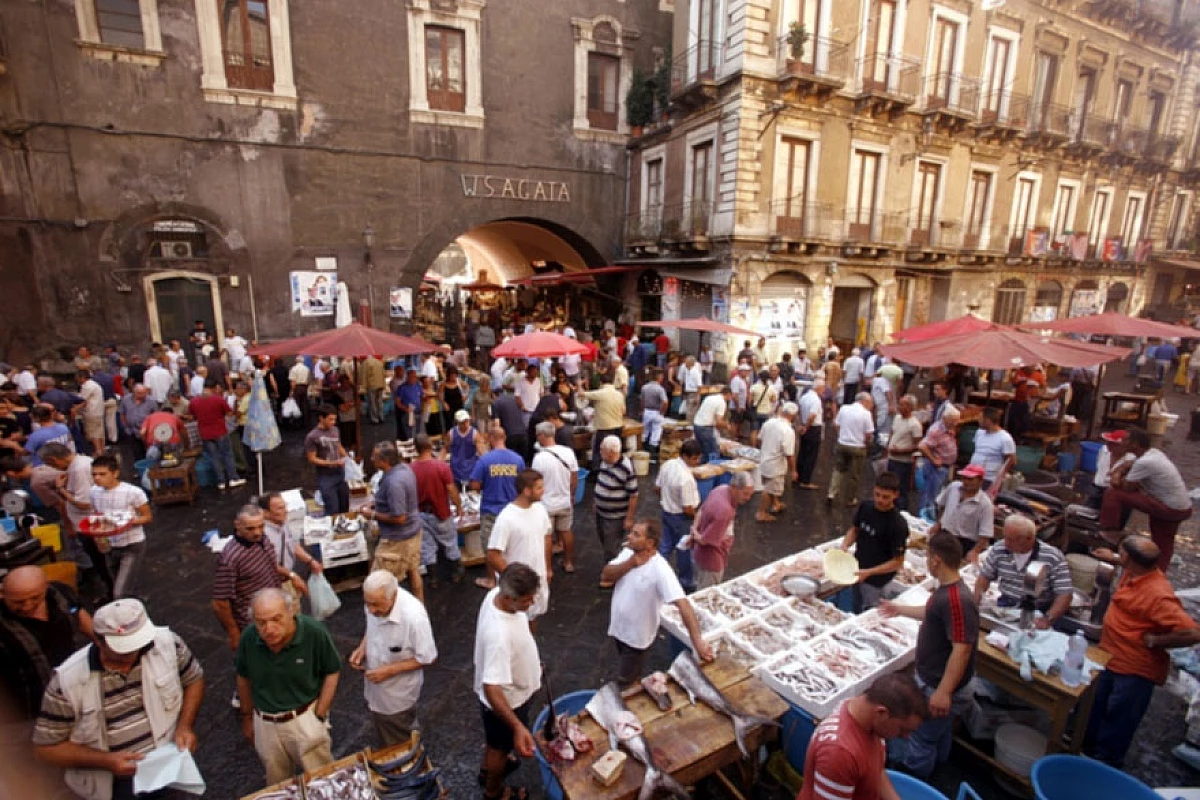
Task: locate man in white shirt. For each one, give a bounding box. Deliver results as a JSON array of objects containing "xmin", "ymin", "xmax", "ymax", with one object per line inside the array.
[
  {"xmin": 14, "ymin": 364, "xmax": 38, "ymax": 397},
  {"xmin": 419, "ymin": 354, "xmax": 440, "ymax": 382},
  {"xmin": 968, "ymin": 407, "xmax": 1016, "ymax": 489},
  {"xmin": 189, "ymin": 365, "xmax": 208, "ymax": 399},
  {"xmin": 76, "ymin": 369, "xmax": 106, "ymax": 457},
  {"xmin": 729, "ymin": 363, "xmax": 751, "ymax": 438},
  {"xmin": 611, "ymin": 356, "xmax": 630, "ymax": 397},
  {"xmin": 514, "ymin": 366, "xmax": 542, "ymax": 427},
  {"xmin": 531, "ymin": 423, "xmax": 579, "ymax": 574},
  {"xmin": 261, "ymin": 492, "xmax": 324, "ymax": 593},
  {"xmin": 350, "ymin": 571, "xmax": 437, "ymax": 745},
  {"xmin": 655, "ymin": 439, "xmax": 703, "ymax": 592},
  {"xmin": 757, "ymin": 403, "xmax": 798, "ymax": 522},
  {"xmin": 486, "ymin": 470, "xmax": 553, "ymax": 628},
  {"xmin": 885, "ymin": 395, "xmax": 923, "ymax": 511},
  {"xmin": 680, "ymin": 356, "xmax": 704, "ymax": 420},
  {"xmin": 223, "ymin": 328, "xmax": 248, "ymax": 368},
  {"xmin": 794, "ymin": 349, "xmax": 813, "ymax": 378},
  {"xmin": 600, "ymin": 519, "xmax": 712, "ymax": 683},
  {"xmin": 842, "ymin": 348, "xmax": 865, "ymax": 405},
  {"xmin": 490, "ymin": 356, "xmax": 509, "ymax": 392},
  {"xmin": 88, "ymin": 454, "xmax": 152, "ymax": 600},
  {"xmin": 796, "ymin": 380, "xmax": 825, "ymax": 489},
  {"xmin": 870, "ymin": 372, "xmax": 895, "ymax": 439},
  {"xmin": 693, "ymin": 386, "xmax": 731, "ymax": 462},
  {"xmin": 475, "ymin": 563, "xmax": 542, "ymax": 800},
  {"xmin": 827, "ymin": 393, "xmax": 875, "ymax": 507},
  {"xmin": 142, "ymin": 358, "xmax": 173, "ymax": 404},
  {"xmin": 165, "ymin": 340, "xmax": 185, "ymax": 376}
]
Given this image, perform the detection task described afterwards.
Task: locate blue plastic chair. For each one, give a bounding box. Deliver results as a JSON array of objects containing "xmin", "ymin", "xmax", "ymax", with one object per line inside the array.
[{"xmin": 887, "ymin": 771, "xmax": 982, "ymax": 800}]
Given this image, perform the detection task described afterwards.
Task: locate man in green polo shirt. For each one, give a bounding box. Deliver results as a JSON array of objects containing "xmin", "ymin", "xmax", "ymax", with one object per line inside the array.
[{"xmin": 236, "ymin": 587, "xmax": 341, "ymax": 785}]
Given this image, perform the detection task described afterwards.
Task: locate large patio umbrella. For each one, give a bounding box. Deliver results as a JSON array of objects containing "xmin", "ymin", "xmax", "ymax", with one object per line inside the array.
[
  {"xmin": 637, "ymin": 316, "xmax": 760, "ymax": 337},
  {"xmin": 242, "ymin": 372, "xmax": 281, "ymax": 495},
  {"xmin": 879, "ymin": 326, "xmax": 1130, "ymax": 370},
  {"xmin": 1018, "ymin": 312, "xmax": 1199, "ymax": 340},
  {"xmin": 491, "ymin": 331, "xmax": 589, "ymax": 359},
  {"xmin": 892, "ymin": 313, "xmax": 1000, "ymax": 343},
  {"xmin": 249, "ymin": 323, "xmax": 439, "ymax": 455}
]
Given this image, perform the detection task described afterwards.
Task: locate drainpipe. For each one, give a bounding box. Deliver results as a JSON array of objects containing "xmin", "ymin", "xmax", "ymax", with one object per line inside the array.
[{"xmin": 247, "ymin": 273, "xmax": 259, "ymax": 342}]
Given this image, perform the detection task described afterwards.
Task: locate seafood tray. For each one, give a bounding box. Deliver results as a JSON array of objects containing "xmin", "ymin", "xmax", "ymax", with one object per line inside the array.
[
  {"xmin": 853, "ymin": 611, "xmax": 920, "ymax": 651},
  {"xmin": 690, "ymin": 587, "xmax": 750, "ymax": 624},
  {"xmin": 659, "ymin": 601, "xmax": 719, "ymax": 636},
  {"xmin": 729, "ymin": 619, "xmax": 792, "ymax": 659},
  {"xmin": 826, "ymin": 626, "xmax": 906, "ymax": 663},
  {"xmin": 801, "ymin": 637, "xmax": 876, "ymax": 682},
  {"xmin": 756, "ymin": 651, "xmax": 847, "ymax": 719},
  {"xmin": 706, "ymin": 632, "xmax": 759, "ymax": 669},
  {"xmin": 304, "ymin": 764, "xmax": 373, "ymax": 800},
  {"xmin": 893, "ymin": 551, "xmax": 929, "ymax": 587},
  {"xmin": 722, "ymin": 579, "xmax": 777, "ymax": 611},
  {"xmin": 788, "ymin": 595, "xmax": 850, "ymax": 628},
  {"xmin": 760, "ymin": 604, "xmax": 824, "ymax": 639},
  {"xmin": 748, "ymin": 552, "xmax": 826, "ymax": 597}
]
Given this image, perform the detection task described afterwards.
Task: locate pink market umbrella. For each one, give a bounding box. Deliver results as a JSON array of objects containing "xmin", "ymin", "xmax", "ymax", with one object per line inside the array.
[
  {"xmin": 880, "ymin": 326, "xmax": 1130, "ymax": 370},
  {"xmin": 637, "ymin": 316, "xmax": 760, "ymax": 337},
  {"xmin": 892, "ymin": 313, "xmax": 1001, "ymax": 343},
  {"xmin": 1018, "ymin": 312, "xmax": 1199, "ymax": 340},
  {"xmin": 249, "ymin": 322, "xmax": 438, "ymax": 360},
  {"xmin": 490, "ymin": 331, "xmax": 590, "ymax": 359}
]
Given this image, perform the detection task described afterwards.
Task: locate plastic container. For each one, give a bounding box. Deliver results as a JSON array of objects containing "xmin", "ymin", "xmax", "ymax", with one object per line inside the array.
[
  {"xmin": 1056, "ymin": 451, "xmax": 1077, "ymax": 474},
  {"xmin": 1015, "ymin": 446, "xmax": 1047, "ymax": 475},
  {"xmin": 780, "ymin": 703, "xmax": 818, "ymax": 773},
  {"xmin": 533, "ymin": 690, "xmax": 596, "ymax": 800},
  {"xmin": 1066, "ymin": 553, "xmax": 1100, "ymax": 594},
  {"xmin": 1079, "ymin": 441, "xmax": 1103, "ymax": 473},
  {"xmin": 193, "ymin": 456, "xmax": 218, "ymax": 488},
  {"xmin": 574, "ymin": 469, "xmax": 589, "ymax": 504},
  {"xmin": 631, "ymin": 451, "xmax": 651, "ymax": 477},
  {"xmin": 133, "ymin": 458, "xmax": 155, "ymax": 478},
  {"xmin": 1148, "ymin": 414, "xmax": 1170, "ymax": 435},
  {"xmin": 887, "ymin": 771, "xmax": 950, "ymax": 799},
  {"xmin": 995, "ymin": 723, "xmax": 1047, "ymax": 779},
  {"xmin": 1032, "ymin": 754, "xmax": 1160, "ymax": 800}
]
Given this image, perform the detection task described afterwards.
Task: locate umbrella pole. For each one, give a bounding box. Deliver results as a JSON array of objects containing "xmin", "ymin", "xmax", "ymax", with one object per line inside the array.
[
  {"xmin": 1087, "ymin": 362, "xmax": 1105, "ymax": 440},
  {"xmin": 257, "ymin": 451, "xmax": 264, "ymax": 497},
  {"xmin": 354, "ymin": 357, "xmax": 363, "ymax": 460}
]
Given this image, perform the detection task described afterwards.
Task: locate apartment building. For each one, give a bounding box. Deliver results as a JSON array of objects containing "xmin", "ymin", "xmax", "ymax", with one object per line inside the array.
[{"xmin": 624, "ymin": 0, "xmax": 1200, "ymax": 362}]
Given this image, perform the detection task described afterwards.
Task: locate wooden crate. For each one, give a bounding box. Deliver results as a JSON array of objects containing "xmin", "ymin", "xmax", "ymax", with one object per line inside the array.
[{"xmin": 240, "ymin": 737, "xmax": 431, "ymax": 799}]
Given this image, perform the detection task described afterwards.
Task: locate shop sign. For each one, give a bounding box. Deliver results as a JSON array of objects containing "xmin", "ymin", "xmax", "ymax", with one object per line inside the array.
[{"xmin": 460, "ymin": 174, "xmax": 571, "ymax": 202}]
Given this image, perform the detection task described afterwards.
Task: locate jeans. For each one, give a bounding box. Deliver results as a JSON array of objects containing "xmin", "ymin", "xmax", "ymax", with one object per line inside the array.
[
  {"xmin": 317, "ymin": 474, "xmax": 350, "ymax": 515},
  {"xmin": 887, "ymin": 676, "xmax": 974, "ymax": 779},
  {"xmin": 109, "ymin": 541, "xmax": 146, "ymax": 599},
  {"xmin": 659, "ymin": 512, "xmax": 695, "ymax": 591},
  {"xmin": 917, "ymin": 461, "xmax": 949, "ymax": 517},
  {"xmin": 827, "ymin": 444, "xmax": 867, "ymax": 503},
  {"xmin": 1083, "ymin": 669, "xmax": 1156, "ymax": 768},
  {"xmin": 694, "ymin": 425, "xmax": 718, "ymax": 462},
  {"xmin": 797, "ymin": 425, "xmax": 822, "ymax": 484},
  {"xmin": 886, "ymin": 458, "xmax": 914, "ymax": 511},
  {"xmin": 419, "ymin": 512, "xmax": 461, "ymax": 567},
  {"xmin": 203, "ymin": 435, "xmax": 238, "ymax": 485}
]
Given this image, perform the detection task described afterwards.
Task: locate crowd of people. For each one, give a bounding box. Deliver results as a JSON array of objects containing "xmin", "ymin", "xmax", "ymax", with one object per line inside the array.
[{"xmin": 1, "ymin": 320, "xmax": 1199, "ymax": 799}]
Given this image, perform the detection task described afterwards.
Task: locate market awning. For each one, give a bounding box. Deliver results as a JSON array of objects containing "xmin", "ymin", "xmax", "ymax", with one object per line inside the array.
[
  {"xmin": 893, "ymin": 314, "xmax": 1001, "ymax": 343},
  {"xmin": 1154, "ymin": 257, "xmax": 1200, "ymax": 272},
  {"xmin": 508, "ymin": 266, "xmax": 649, "ymax": 286},
  {"xmin": 1018, "ymin": 312, "xmax": 1198, "ymax": 339},
  {"xmin": 880, "ymin": 327, "xmax": 1130, "ymax": 370},
  {"xmin": 656, "ymin": 268, "xmax": 733, "ymax": 287}
]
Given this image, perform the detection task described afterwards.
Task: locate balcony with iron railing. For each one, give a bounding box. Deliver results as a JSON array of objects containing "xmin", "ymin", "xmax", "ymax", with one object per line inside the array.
[
  {"xmin": 908, "ymin": 219, "xmax": 964, "ymax": 250},
  {"xmin": 854, "ymin": 54, "xmax": 921, "ymax": 111},
  {"xmin": 671, "ymin": 40, "xmax": 721, "ymax": 109},
  {"xmin": 1107, "ymin": 124, "xmax": 1147, "ymax": 160},
  {"xmin": 776, "ymin": 35, "xmax": 851, "ymax": 96},
  {"xmin": 838, "ymin": 211, "xmax": 908, "ymax": 247},
  {"xmin": 770, "ymin": 200, "xmax": 839, "ymax": 241},
  {"xmin": 660, "ymin": 199, "xmax": 713, "ymax": 240},
  {"xmin": 918, "ymin": 73, "xmax": 981, "ymax": 121},
  {"xmin": 1024, "ymin": 102, "xmax": 1072, "ymax": 140},
  {"xmin": 1143, "ymin": 134, "xmax": 1181, "ymax": 166},
  {"xmin": 625, "ymin": 209, "xmax": 664, "ymax": 245},
  {"xmin": 1068, "ymin": 114, "xmax": 1111, "ymax": 151},
  {"xmin": 975, "ymin": 91, "xmax": 1030, "ymax": 134}
]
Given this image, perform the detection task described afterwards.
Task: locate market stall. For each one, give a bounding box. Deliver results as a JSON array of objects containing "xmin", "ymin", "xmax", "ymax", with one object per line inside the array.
[{"xmin": 242, "ymin": 734, "xmax": 442, "ymax": 799}]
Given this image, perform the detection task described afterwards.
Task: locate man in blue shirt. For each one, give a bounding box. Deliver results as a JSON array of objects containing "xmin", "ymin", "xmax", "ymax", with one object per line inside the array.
[
  {"xmin": 363, "ymin": 441, "xmax": 424, "ymax": 603},
  {"xmin": 469, "ymin": 428, "xmax": 525, "ymax": 590},
  {"xmin": 25, "ymin": 407, "xmax": 75, "ymax": 467},
  {"xmin": 1154, "ymin": 339, "xmax": 1178, "ymax": 383},
  {"xmin": 393, "ymin": 369, "xmax": 424, "ymax": 442}
]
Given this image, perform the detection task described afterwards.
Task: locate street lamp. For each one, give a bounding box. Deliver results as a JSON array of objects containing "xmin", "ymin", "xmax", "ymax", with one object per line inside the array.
[{"xmin": 362, "ymin": 224, "xmax": 376, "ymax": 320}]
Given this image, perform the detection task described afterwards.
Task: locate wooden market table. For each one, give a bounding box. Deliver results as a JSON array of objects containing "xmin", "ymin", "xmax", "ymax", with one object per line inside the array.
[
  {"xmin": 457, "ymin": 512, "xmax": 486, "ymax": 567},
  {"xmin": 549, "ymin": 658, "xmax": 788, "ymax": 800},
  {"xmin": 1099, "ymin": 392, "xmax": 1156, "ymax": 431},
  {"xmin": 953, "ymin": 632, "xmax": 1111, "ymax": 792},
  {"xmin": 146, "ymin": 458, "xmax": 198, "ymax": 506}
]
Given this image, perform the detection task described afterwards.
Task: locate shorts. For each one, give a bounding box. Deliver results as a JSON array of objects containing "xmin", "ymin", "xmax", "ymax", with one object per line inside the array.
[
  {"xmin": 84, "ymin": 414, "xmax": 105, "ymax": 439},
  {"xmin": 373, "ymin": 536, "xmax": 422, "ymax": 578},
  {"xmin": 763, "ymin": 474, "xmax": 785, "ymax": 495},
  {"xmin": 480, "ymin": 513, "xmax": 498, "ymax": 549},
  {"xmin": 480, "ymin": 698, "xmax": 533, "ymax": 754},
  {"xmin": 548, "ymin": 508, "xmax": 574, "ymax": 532}
]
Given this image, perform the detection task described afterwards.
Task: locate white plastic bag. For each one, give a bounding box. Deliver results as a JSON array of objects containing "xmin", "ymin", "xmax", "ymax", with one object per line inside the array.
[
  {"xmin": 343, "ymin": 456, "xmax": 364, "ymax": 483},
  {"xmin": 308, "ymin": 572, "xmax": 341, "ymax": 620},
  {"xmin": 281, "ymin": 397, "xmax": 302, "ymax": 419}
]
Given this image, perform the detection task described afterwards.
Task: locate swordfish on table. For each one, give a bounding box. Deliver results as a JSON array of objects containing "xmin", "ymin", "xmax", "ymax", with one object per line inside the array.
[
  {"xmin": 668, "ymin": 650, "xmax": 779, "ymax": 759},
  {"xmin": 586, "ymin": 682, "xmax": 690, "ymax": 800}
]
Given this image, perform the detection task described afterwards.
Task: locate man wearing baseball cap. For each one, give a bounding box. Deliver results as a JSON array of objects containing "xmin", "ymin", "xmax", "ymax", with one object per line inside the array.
[
  {"xmin": 930, "ymin": 464, "xmax": 994, "ymax": 564},
  {"xmin": 33, "ymin": 599, "xmax": 204, "ymax": 800},
  {"xmin": 1088, "ymin": 430, "xmax": 1135, "ymax": 509}
]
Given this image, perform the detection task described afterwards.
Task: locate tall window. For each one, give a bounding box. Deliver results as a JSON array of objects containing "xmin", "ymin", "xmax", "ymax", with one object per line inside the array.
[
  {"xmin": 426, "ymin": 26, "xmax": 465, "ymax": 112},
  {"xmin": 911, "ymin": 161, "xmax": 941, "ymax": 246},
  {"xmin": 981, "ymin": 35, "xmax": 1011, "ymax": 121},
  {"xmin": 1072, "ymin": 69, "xmax": 1096, "ymax": 141},
  {"xmin": 1167, "ymin": 192, "xmax": 1191, "ymax": 249},
  {"xmin": 927, "ymin": 18, "xmax": 959, "ymax": 105},
  {"xmin": 1031, "ymin": 52, "xmax": 1058, "ymax": 128},
  {"xmin": 1121, "ymin": 195, "xmax": 1145, "ymax": 246},
  {"xmin": 1112, "ymin": 79, "xmax": 1133, "ymax": 133},
  {"xmin": 690, "ymin": 142, "xmax": 713, "ymax": 231},
  {"xmin": 1087, "ymin": 189, "xmax": 1112, "ymax": 255},
  {"xmin": 797, "ymin": 0, "xmax": 823, "ymax": 66},
  {"xmin": 780, "ymin": 137, "xmax": 813, "ymax": 220},
  {"xmin": 646, "ymin": 159, "xmax": 664, "ymax": 218},
  {"xmin": 864, "ymin": 0, "xmax": 897, "ymax": 92},
  {"xmin": 95, "ymin": 0, "xmax": 144, "ymax": 48},
  {"xmin": 848, "ymin": 149, "xmax": 882, "ymax": 238},
  {"xmin": 1051, "ymin": 183, "xmax": 1077, "ymax": 241},
  {"xmin": 965, "ymin": 170, "xmax": 992, "ymax": 248},
  {"xmin": 1146, "ymin": 91, "xmax": 1166, "ymax": 141},
  {"xmin": 221, "ymin": 0, "xmax": 273, "ymax": 91},
  {"xmin": 1012, "ymin": 176, "xmax": 1037, "ymax": 241},
  {"xmin": 993, "ymin": 279, "xmax": 1027, "ymax": 326},
  {"xmin": 587, "ymin": 53, "xmax": 619, "ymax": 130},
  {"xmin": 696, "ymin": 0, "xmax": 718, "ymax": 77}
]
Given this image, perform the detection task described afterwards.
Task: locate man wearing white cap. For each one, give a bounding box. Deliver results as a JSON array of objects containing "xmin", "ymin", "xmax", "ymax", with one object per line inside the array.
[{"xmin": 33, "ymin": 599, "xmax": 205, "ymax": 800}]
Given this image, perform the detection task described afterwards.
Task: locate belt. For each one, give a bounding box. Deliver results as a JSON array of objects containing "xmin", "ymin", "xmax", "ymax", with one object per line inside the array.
[{"xmin": 255, "ymin": 700, "xmax": 314, "ymax": 723}]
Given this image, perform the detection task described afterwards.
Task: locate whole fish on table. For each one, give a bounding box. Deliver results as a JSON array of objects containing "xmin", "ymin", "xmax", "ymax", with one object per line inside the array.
[
  {"xmin": 668, "ymin": 650, "xmax": 779, "ymax": 758},
  {"xmin": 586, "ymin": 682, "xmax": 690, "ymax": 800}
]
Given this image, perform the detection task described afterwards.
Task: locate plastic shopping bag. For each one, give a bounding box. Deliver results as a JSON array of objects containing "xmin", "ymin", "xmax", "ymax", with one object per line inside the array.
[
  {"xmin": 308, "ymin": 573, "xmax": 342, "ymax": 621},
  {"xmin": 343, "ymin": 456, "xmax": 364, "ymax": 483},
  {"xmin": 281, "ymin": 397, "xmax": 302, "ymax": 419}
]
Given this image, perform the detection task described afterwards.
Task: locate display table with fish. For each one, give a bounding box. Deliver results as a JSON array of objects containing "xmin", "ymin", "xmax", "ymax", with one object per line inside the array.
[
  {"xmin": 241, "ymin": 735, "xmax": 443, "ymax": 800},
  {"xmin": 547, "ymin": 657, "xmax": 788, "ymax": 800}
]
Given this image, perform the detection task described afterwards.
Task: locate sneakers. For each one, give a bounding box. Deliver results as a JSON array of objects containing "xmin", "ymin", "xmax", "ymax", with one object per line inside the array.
[{"xmin": 228, "ymin": 478, "xmax": 247, "ymax": 488}]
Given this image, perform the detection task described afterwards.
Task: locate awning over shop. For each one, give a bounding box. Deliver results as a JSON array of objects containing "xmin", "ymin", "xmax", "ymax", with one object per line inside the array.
[
  {"xmin": 1154, "ymin": 257, "xmax": 1200, "ymax": 273},
  {"xmin": 508, "ymin": 266, "xmax": 648, "ymax": 286},
  {"xmin": 655, "ymin": 268, "xmax": 733, "ymax": 287}
]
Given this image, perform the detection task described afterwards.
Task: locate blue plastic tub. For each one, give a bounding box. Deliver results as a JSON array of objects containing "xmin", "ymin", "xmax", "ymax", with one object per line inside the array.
[
  {"xmin": 888, "ymin": 772, "xmax": 950, "ymax": 800},
  {"xmin": 133, "ymin": 459, "xmax": 155, "ymax": 478},
  {"xmin": 575, "ymin": 469, "xmax": 589, "ymax": 504},
  {"xmin": 1031, "ymin": 755, "xmax": 1159, "ymax": 800},
  {"xmin": 193, "ymin": 456, "xmax": 219, "ymax": 488},
  {"xmin": 1079, "ymin": 441, "xmax": 1103, "ymax": 473},
  {"xmin": 697, "ymin": 476, "xmax": 717, "ymax": 502},
  {"xmin": 534, "ymin": 691, "xmax": 596, "ymax": 800},
  {"xmin": 711, "ymin": 458, "xmax": 733, "ymax": 487},
  {"xmin": 781, "ymin": 704, "xmax": 818, "ymax": 773},
  {"xmin": 1056, "ymin": 451, "xmax": 1077, "ymax": 474}
]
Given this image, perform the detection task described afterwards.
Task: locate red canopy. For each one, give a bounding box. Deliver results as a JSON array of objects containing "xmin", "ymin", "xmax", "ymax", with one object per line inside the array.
[
  {"xmin": 637, "ymin": 317, "xmax": 760, "ymax": 337},
  {"xmin": 511, "ymin": 266, "xmax": 648, "ymax": 286},
  {"xmin": 892, "ymin": 314, "xmax": 1000, "ymax": 343},
  {"xmin": 490, "ymin": 331, "xmax": 590, "ymax": 359},
  {"xmin": 249, "ymin": 322, "xmax": 439, "ymax": 360},
  {"xmin": 1019, "ymin": 312, "xmax": 1198, "ymax": 340},
  {"xmin": 880, "ymin": 326, "xmax": 1130, "ymax": 370}
]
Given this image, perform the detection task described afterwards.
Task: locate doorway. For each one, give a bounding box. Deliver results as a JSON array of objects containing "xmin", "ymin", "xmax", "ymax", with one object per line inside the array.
[
  {"xmin": 147, "ymin": 275, "xmax": 221, "ymax": 348},
  {"xmin": 829, "ymin": 274, "xmax": 875, "ymax": 348}
]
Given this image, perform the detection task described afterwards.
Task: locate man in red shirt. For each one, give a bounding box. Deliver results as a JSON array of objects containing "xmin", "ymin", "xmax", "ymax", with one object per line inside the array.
[
  {"xmin": 188, "ymin": 381, "xmax": 244, "ymax": 490},
  {"xmin": 690, "ymin": 472, "xmax": 755, "ymax": 589},
  {"xmin": 409, "ymin": 435, "xmax": 464, "ymax": 588},
  {"xmin": 653, "ymin": 331, "xmax": 670, "ymax": 369},
  {"xmin": 1084, "ymin": 535, "xmax": 1200, "ymax": 767},
  {"xmin": 799, "ymin": 672, "xmax": 927, "ymax": 800}
]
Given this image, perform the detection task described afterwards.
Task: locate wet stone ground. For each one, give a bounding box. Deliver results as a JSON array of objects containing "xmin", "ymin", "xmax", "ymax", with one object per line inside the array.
[{"xmin": 86, "ymin": 366, "xmax": 1200, "ymax": 798}]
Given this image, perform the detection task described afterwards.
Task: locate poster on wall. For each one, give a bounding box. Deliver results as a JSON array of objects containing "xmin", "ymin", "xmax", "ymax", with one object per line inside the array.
[
  {"xmin": 730, "ymin": 299, "xmax": 753, "ymax": 332},
  {"xmin": 1068, "ymin": 290, "xmax": 1103, "ymax": 318},
  {"xmin": 756, "ymin": 298, "xmax": 807, "ymax": 338},
  {"xmin": 1029, "ymin": 304, "xmax": 1059, "ymax": 323},
  {"xmin": 662, "ymin": 277, "xmax": 680, "ymax": 321},
  {"xmin": 390, "ymin": 287, "xmax": 413, "ymax": 319},
  {"xmin": 711, "ymin": 288, "xmax": 729, "ymax": 322},
  {"xmin": 291, "ymin": 272, "xmax": 335, "ymax": 316}
]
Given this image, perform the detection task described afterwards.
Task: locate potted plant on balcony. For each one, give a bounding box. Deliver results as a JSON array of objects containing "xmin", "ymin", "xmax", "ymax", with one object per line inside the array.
[
  {"xmin": 786, "ymin": 22, "xmax": 810, "ymax": 75},
  {"xmin": 654, "ymin": 51, "xmax": 672, "ymax": 123},
  {"xmin": 626, "ymin": 68, "xmax": 654, "ymax": 137}
]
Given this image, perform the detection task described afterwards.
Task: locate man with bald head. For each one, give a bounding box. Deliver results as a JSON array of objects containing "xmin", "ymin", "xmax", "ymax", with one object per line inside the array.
[
  {"xmin": 0, "ymin": 567, "xmax": 93, "ymax": 729},
  {"xmin": 974, "ymin": 516, "xmax": 1074, "ymax": 629},
  {"xmin": 1085, "ymin": 535, "xmax": 1200, "ymax": 767},
  {"xmin": 237, "ymin": 588, "xmax": 340, "ymax": 784},
  {"xmin": 118, "ymin": 384, "xmax": 158, "ymax": 461}
]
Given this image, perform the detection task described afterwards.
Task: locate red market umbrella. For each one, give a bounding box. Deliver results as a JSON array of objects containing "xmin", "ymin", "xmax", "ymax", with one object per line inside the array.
[
  {"xmin": 511, "ymin": 266, "xmax": 649, "ymax": 286},
  {"xmin": 892, "ymin": 313, "xmax": 1000, "ymax": 343},
  {"xmin": 249, "ymin": 322, "xmax": 438, "ymax": 360},
  {"xmin": 637, "ymin": 316, "xmax": 760, "ymax": 337},
  {"xmin": 490, "ymin": 331, "xmax": 590, "ymax": 359},
  {"xmin": 1018, "ymin": 312, "xmax": 1199, "ymax": 340},
  {"xmin": 880, "ymin": 326, "xmax": 1130, "ymax": 370}
]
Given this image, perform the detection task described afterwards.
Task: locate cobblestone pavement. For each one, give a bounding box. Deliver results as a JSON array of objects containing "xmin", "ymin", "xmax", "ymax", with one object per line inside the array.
[{"xmin": 88, "ymin": 366, "xmax": 1200, "ymax": 799}]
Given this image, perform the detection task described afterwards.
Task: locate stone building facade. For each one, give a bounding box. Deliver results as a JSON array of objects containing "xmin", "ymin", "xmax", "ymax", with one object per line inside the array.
[
  {"xmin": 623, "ymin": 0, "xmax": 1200, "ymax": 366},
  {"xmin": 0, "ymin": 0, "xmax": 672, "ymax": 361}
]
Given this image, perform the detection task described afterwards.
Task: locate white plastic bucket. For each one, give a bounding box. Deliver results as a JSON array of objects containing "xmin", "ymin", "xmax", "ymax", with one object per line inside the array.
[
  {"xmin": 995, "ymin": 723, "xmax": 1047, "ymax": 778},
  {"xmin": 1067, "ymin": 553, "xmax": 1100, "ymax": 594},
  {"xmin": 631, "ymin": 451, "xmax": 651, "ymax": 477},
  {"xmin": 1148, "ymin": 414, "xmax": 1169, "ymax": 436}
]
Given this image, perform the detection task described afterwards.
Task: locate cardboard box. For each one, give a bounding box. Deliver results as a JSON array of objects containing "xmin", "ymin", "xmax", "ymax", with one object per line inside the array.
[{"xmin": 280, "ymin": 489, "xmax": 307, "ymax": 525}]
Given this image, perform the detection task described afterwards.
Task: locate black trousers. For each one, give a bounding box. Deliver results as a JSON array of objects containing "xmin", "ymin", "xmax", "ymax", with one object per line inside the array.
[{"xmin": 797, "ymin": 425, "xmax": 822, "ymax": 484}]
